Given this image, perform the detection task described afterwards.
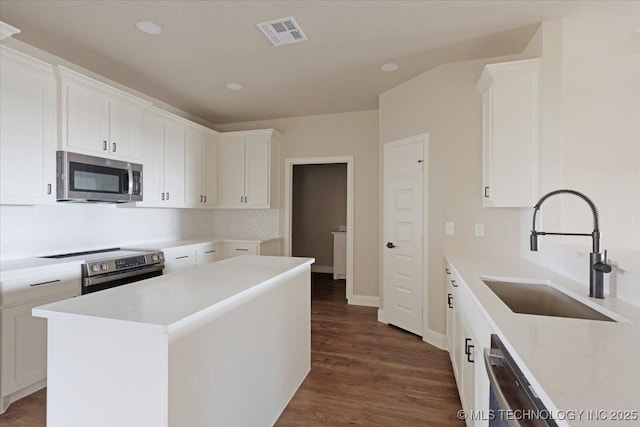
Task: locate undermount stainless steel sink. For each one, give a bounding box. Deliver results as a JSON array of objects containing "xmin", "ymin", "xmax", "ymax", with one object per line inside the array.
[{"xmin": 482, "ymin": 279, "xmax": 615, "ymax": 322}]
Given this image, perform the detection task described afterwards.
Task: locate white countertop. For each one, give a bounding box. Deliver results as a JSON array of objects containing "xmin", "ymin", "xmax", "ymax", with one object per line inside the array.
[
  {"xmin": 33, "ymin": 256, "xmax": 313, "ymax": 334},
  {"xmin": 131, "ymin": 236, "xmax": 282, "ymax": 250},
  {"xmin": 1, "ymin": 236, "xmax": 282, "ymax": 279},
  {"xmin": 446, "ymin": 254, "xmax": 640, "ymax": 426},
  {"xmin": 0, "ymin": 257, "xmax": 83, "ymax": 281}
]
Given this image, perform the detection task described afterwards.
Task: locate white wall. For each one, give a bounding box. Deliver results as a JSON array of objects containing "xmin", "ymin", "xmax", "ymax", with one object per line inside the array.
[
  {"xmin": 0, "ymin": 204, "xmax": 211, "ymax": 259},
  {"xmin": 379, "ymin": 53, "xmax": 525, "ymax": 335},
  {"xmin": 520, "ymin": 11, "xmax": 640, "ymax": 306},
  {"xmin": 215, "ymin": 110, "xmax": 379, "ymax": 298}
]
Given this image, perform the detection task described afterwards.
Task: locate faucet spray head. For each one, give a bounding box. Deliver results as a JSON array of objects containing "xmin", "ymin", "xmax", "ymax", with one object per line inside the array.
[{"xmin": 530, "ymin": 232, "xmax": 539, "ymax": 251}]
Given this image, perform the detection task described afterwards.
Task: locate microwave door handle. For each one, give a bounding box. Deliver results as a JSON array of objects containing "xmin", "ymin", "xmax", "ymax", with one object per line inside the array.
[{"xmin": 127, "ymin": 167, "xmax": 133, "ymax": 195}]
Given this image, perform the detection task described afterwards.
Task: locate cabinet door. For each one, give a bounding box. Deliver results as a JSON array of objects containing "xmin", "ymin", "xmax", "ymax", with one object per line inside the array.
[
  {"xmin": 478, "ymin": 59, "xmax": 539, "ymax": 207},
  {"xmin": 163, "ymin": 121, "xmax": 186, "ymax": 206},
  {"xmin": 0, "ymin": 55, "xmax": 56, "ymax": 205},
  {"xmin": 138, "ymin": 112, "xmax": 165, "ymax": 206},
  {"xmin": 244, "ymin": 136, "xmax": 270, "ymax": 208},
  {"xmin": 1, "ymin": 293, "xmax": 75, "ymax": 396},
  {"xmin": 64, "ymin": 83, "xmax": 109, "ymax": 154},
  {"xmin": 461, "ymin": 318, "xmax": 476, "ymax": 422},
  {"xmin": 108, "ymin": 99, "xmax": 141, "ymax": 160},
  {"xmin": 218, "ymin": 137, "xmax": 246, "ymax": 207},
  {"xmin": 446, "ymin": 281, "xmax": 456, "ymax": 365},
  {"xmin": 202, "ymin": 134, "xmax": 217, "ymax": 207},
  {"xmin": 185, "ymin": 128, "xmax": 204, "ymax": 206}
]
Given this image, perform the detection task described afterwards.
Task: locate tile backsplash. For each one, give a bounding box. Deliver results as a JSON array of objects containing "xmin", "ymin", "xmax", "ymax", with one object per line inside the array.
[{"xmin": 211, "ymin": 209, "xmax": 280, "ymax": 238}]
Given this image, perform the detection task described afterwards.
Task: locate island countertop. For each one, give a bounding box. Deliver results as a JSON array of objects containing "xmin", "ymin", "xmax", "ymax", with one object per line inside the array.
[{"xmin": 33, "ymin": 255, "xmax": 314, "ymax": 333}]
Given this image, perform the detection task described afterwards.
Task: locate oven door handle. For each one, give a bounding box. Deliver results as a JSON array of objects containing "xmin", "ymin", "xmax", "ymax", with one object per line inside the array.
[
  {"xmin": 484, "ymin": 348, "xmax": 522, "ymax": 427},
  {"xmin": 83, "ymin": 264, "xmax": 164, "ymax": 287}
]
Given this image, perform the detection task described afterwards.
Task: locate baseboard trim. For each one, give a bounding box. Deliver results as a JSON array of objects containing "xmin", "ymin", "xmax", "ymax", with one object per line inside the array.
[
  {"xmin": 377, "ymin": 309, "xmax": 387, "ymax": 324},
  {"xmin": 311, "ymin": 265, "xmax": 333, "ymax": 274},
  {"xmin": 422, "ymin": 329, "xmax": 447, "ymax": 351},
  {"xmin": 348, "ymin": 294, "xmax": 379, "ymax": 307}
]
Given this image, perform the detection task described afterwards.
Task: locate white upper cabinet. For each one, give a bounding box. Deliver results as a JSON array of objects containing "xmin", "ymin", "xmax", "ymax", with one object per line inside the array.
[
  {"xmin": 0, "ymin": 46, "xmax": 56, "ymax": 205},
  {"xmin": 58, "ymin": 66, "xmax": 151, "ymax": 161},
  {"xmin": 137, "ymin": 109, "xmax": 186, "ymax": 208},
  {"xmin": 185, "ymin": 126, "xmax": 217, "ymax": 208},
  {"xmin": 217, "ymin": 129, "xmax": 281, "ymax": 209},
  {"xmin": 477, "ymin": 58, "xmax": 540, "ymax": 208}
]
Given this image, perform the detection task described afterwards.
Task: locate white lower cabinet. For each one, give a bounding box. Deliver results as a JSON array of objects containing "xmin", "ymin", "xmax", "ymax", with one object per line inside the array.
[
  {"xmin": 162, "ymin": 248, "xmax": 197, "ymax": 273},
  {"xmin": 0, "ymin": 265, "xmax": 81, "ymax": 414},
  {"xmin": 196, "ymin": 243, "xmax": 223, "ymax": 266},
  {"xmin": 1, "ymin": 293, "xmax": 73, "ymax": 397},
  {"xmin": 224, "ymin": 242, "xmax": 259, "ymax": 258},
  {"xmin": 445, "ymin": 260, "xmax": 492, "ymax": 427}
]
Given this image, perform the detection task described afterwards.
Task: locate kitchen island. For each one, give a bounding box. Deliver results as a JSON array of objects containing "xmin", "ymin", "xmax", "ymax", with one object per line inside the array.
[{"xmin": 33, "ymin": 255, "xmax": 314, "ymax": 427}]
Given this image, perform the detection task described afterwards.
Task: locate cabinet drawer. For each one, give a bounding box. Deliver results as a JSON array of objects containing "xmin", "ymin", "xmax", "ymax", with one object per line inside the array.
[
  {"xmin": 1, "ymin": 269, "xmax": 80, "ymax": 307},
  {"xmin": 224, "ymin": 242, "xmax": 259, "ymax": 258},
  {"xmin": 196, "ymin": 243, "xmax": 223, "ymax": 266},
  {"xmin": 163, "ymin": 248, "xmax": 197, "ymax": 272}
]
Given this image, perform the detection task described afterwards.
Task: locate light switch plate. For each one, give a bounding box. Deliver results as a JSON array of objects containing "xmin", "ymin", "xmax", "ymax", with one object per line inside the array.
[
  {"xmin": 475, "ymin": 223, "xmax": 485, "ymax": 237},
  {"xmin": 445, "ymin": 222, "xmax": 455, "ymax": 236}
]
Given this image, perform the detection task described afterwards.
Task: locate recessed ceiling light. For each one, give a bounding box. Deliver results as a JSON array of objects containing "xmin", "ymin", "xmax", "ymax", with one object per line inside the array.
[
  {"xmin": 136, "ymin": 21, "xmax": 162, "ymax": 35},
  {"xmin": 381, "ymin": 63, "xmax": 399, "ymax": 72},
  {"xmin": 226, "ymin": 83, "xmax": 243, "ymax": 91}
]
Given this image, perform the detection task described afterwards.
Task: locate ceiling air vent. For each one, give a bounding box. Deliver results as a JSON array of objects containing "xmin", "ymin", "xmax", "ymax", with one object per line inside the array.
[{"xmin": 257, "ymin": 16, "xmax": 307, "ymax": 46}]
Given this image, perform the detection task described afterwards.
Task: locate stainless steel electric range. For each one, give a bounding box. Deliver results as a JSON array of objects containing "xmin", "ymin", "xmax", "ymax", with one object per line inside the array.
[{"xmin": 42, "ymin": 248, "xmax": 165, "ymax": 294}]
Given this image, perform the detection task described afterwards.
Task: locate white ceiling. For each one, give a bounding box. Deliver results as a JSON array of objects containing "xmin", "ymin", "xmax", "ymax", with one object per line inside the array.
[{"xmin": 0, "ymin": 1, "xmax": 632, "ymax": 124}]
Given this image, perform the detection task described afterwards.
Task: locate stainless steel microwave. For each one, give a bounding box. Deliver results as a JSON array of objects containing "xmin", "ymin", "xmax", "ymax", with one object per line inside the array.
[{"xmin": 56, "ymin": 151, "xmax": 143, "ymax": 203}]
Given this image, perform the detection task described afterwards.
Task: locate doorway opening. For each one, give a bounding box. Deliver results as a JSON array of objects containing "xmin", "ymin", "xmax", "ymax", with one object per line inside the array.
[{"xmin": 284, "ymin": 157, "xmax": 354, "ymax": 302}]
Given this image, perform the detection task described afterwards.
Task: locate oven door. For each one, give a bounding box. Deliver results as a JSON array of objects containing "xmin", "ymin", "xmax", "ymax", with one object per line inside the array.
[
  {"xmin": 484, "ymin": 335, "xmax": 558, "ymax": 427},
  {"xmin": 82, "ymin": 264, "xmax": 163, "ymax": 294}
]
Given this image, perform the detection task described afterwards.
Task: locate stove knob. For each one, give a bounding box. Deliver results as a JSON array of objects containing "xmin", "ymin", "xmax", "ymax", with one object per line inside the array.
[
  {"xmin": 91, "ymin": 265, "xmax": 100, "ymax": 273},
  {"xmin": 101, "ymin": 263, "xmax": 109, "ymax": 271}
]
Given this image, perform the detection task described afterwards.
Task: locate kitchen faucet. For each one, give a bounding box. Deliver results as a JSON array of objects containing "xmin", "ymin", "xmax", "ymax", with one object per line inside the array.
[{"xmin": 530, "ymin": 189, "xmax": 612, "ymax": 299}]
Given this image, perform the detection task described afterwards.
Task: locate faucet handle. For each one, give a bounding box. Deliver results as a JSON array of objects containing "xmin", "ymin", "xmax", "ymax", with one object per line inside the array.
[{"xmin": 594, "ymin": 250, "xmax": 613, "ymax": 273}]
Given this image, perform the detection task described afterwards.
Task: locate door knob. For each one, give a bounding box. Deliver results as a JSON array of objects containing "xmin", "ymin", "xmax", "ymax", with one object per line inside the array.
[{"xmin": 386, "ymin": 242, "xmax": 396, "ymax": 249}]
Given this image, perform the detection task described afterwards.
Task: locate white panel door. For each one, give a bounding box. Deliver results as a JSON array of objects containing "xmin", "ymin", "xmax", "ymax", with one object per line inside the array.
[
  {"xmin": 383, "ymin": 138, "xmax": 424, "ymax": 336},
  {"xmin": 218, "ymin": 137, "xmax": 246, "ymax": 207},
  {"xmin": 244, "ymin": 136, "xmax": 270, "ymax": 208}
]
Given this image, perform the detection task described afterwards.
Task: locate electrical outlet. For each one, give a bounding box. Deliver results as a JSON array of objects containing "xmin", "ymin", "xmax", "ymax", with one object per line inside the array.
[
  {"xmin": 445, "ymin": 222, "xmax": 455, "ymax": 236},
  {"xmin": 475, "ymin": 223, "xmax": 485, "ymax": 237}
]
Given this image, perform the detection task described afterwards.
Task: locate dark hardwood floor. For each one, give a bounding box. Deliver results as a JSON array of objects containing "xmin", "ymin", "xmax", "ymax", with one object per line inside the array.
[
  {"xmin": 276, "ymin": 273, "xmax": 464, "ymax": 426},
  {"xmin": 0, "ymin": 273, "xmax": 463, "ymax": 426}
]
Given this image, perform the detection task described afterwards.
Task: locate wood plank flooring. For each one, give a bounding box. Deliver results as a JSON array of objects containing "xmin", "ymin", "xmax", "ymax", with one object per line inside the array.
[
  {"xmin": 276, "ymin": 273, "xmax": 464, "ymax": 426},
  {"xmin": 0, "ymin": 273, "xmax": 464, "ymax": 426}
]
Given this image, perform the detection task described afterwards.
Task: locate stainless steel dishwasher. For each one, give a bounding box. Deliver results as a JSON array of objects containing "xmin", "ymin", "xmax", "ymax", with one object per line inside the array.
[{"xmin": 484, "ymin": 334, "xmax": 558, "ymax": 427}]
